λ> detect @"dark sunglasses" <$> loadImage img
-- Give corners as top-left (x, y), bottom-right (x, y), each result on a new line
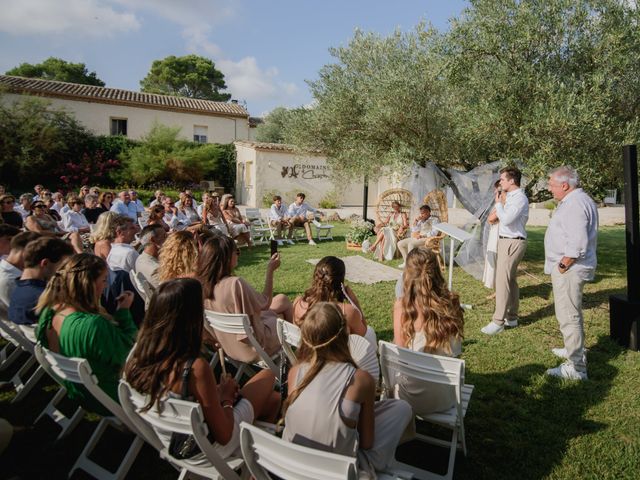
top-left (33, 204), bottom-right (45, 209)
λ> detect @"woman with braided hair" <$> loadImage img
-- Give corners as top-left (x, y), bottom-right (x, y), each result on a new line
top-left (293, 256), bottom-right (368, 338)
top-left (35, 253), bottom-right (137, 409)
top-left (283, 302), bottom-right (412, 477)
top-left (392, 246), bottom-right (464, 414)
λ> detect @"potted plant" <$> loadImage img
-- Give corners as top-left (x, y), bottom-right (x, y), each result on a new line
top-left (345, 218), bottom-right (374, 251)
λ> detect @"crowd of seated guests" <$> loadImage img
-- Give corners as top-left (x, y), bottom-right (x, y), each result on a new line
top-left (0, 182), bottom-right (467, 477)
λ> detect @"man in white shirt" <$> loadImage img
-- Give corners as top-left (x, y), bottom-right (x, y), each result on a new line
top-left (287, 193), bottom-right (319, 246)
top-left (482, 167), bottom-right (529, 335)
top-left (269, 195), bottom-right (293, 245)
top-left (14, 194), bottom-right (33, 221)
top-left (129, 190), bottom-right (146, 216)
top-left (110, 191), bottom-right (139, 221)
top-left (62, 199), bottom-right (90, 234)
top-left (544, 166), bottom-right (597, 380)
top-left (0, 232), bottom-right (41, 318)
top-left (397, 205), bottom-right (440, 268)
top-left (162, 196), bottom-right (183, 230)
top-left (197, 193), bottom-right (209, 218)
top-left (107, 216), bottom-right (139, 272)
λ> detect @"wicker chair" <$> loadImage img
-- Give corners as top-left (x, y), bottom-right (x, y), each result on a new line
top-left (423, 189), bottom-right (448, 271)
top-left (374, 188), bottom-right (413, 229)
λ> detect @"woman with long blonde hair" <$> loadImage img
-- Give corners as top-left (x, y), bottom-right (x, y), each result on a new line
top-left (91, 211), bottom-right (121, 259)
top-left (393, 247), bottom-right (464, 414)
top-left (283, 302), bottom-right (412, 477)
top-left (36, 253), bottom-right (137, 408)
top-left (157, 230), bottom-right (198, 282)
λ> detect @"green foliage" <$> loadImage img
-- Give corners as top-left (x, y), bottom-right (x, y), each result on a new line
top-left (345, 218), bottom-right (374, 244)
top-left (140, 54), bottom-right (231, 101)
top-left (285, 0), bottom-right (640, 195)
top-left (318, 189), bottom-right (341, 209)
top-left (255, 107), bottom-right (298, 143)
top-left (261, 189), bottom-right (280, 208)
top-left (0, 96), bottom-right (95, 189)
top-left (118, 123), bottom-right (235, 189)
top-left (6, 57), bottom-right (105, 86)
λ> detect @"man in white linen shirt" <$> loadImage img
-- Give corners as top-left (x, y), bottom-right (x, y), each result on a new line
top-left (62, 199), bottom-right (90, 233)
top-left (269, 195), bottom-right (293, 245)
top-left (110, 191), bottom-right (138, 221)
top-left (287, 193), bottom-right (319, 246)
top-left (397, 205), bottom-right (440, 268)
top-left (107, 216), bottom-right (139, 272)
top-left (129, 190), bottom-right (146, 216)
top-left (482, 166), bottom-right (529, 335)
top-left (544, 166), bottom-right (597, 381)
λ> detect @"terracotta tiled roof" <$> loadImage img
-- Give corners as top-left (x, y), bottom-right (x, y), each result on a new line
top-left (234, 140), bottom-right (323, 155)
top-left (0, 75), bottom-right (249, 119)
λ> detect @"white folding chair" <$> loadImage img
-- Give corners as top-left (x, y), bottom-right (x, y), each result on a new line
top-left (245, 208), bottom-right (270, 245)
top-left (34, 344), bottom-right (145, 480)
top-left (240, 422), bottom-right (358, 480)
top-left (129, 269), bottom-right (155, 307)
top-left (378, 340), bottom-right (474, 480)
top-left (204, 310), bottom-right (280, 380)
top-left (118, 380), bottom-right (247, 480)
top-left (312, 218), bottom-right (334, 241)
top-left (276, 319), bottom-right (379, 381)
top-left (0, 317), bottom-right (45, 403)
top-left (0, 316), bottom-right (23, 372)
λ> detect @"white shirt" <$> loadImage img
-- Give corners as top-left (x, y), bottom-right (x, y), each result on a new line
top-left (62, 210), bottom-right (90, 233)
top-left (269, 204), bottom-right (289, 221)
top-left (110, 200), bottom-right (138, 221)
top-left (0, 259), bottom-right (22, 316)
top-left (495, 188), bottom-right (529, 239)
top-left (132, 199), bottom-right (145, 214)
top-left (544, 188), bottom-right (598, 280)
top-left (14, 205), bottom-right (30, 220)
top-left (197, 203), bottom-right (205, 218)
top-left (411, 216), bottom-right (440, 238)
top-left (288, 202), bottom-right (317, 218)
top-left (50, 202), bottom-right (64, 214)
top-left (107, 242), bottom-right (139, 272)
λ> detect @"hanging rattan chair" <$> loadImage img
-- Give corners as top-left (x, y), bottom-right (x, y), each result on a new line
top-left (374, 188), bottom-right (413, 226)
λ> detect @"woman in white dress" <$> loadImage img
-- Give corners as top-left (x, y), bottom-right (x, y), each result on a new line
top-left (283, 302), bottom-right (412, 478)
top-left (393, 247), bottom-right (464, 415)
top-left (202, 194), bottom-right (230, 236)
top-left (220, 195), bottom-right (252, 247)
top-left (369, 201), bottom-right (408, 261)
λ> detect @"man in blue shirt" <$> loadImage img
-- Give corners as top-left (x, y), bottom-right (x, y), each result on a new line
top-left (9, 237), bottom-right (73, 326)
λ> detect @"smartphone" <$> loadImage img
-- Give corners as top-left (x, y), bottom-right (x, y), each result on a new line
top-left (270, 240), bottom-right (278, 256)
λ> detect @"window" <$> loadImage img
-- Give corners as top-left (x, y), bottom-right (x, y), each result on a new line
top-left (193, 125), bottom-right (208, 143)
top-left (110, 118), bottom-right (127, 136)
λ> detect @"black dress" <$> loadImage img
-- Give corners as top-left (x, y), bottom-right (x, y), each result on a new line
top-left (1, 210), bottom-right (23, 228)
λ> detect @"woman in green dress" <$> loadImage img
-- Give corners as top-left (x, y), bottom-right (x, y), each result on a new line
top-left (36, 253), bottom-right (137, 410)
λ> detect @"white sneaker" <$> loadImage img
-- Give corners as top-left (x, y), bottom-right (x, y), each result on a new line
top-left (308, 239), bottom-right (317, 246)
top-left (551, 347), bottom-right (568, 359)
top-left (504, 318), bottom-right (518, 327)
top-left (546, 362), bottom-right (587, 381)
top-left (398, 262), bottom-right (405, 269)
top-left (287, 239), bottom-right (295, 245)
top-left (481, 322), bottom-right (504, 335)
top-left (277, 240), bottom-right (284, 246)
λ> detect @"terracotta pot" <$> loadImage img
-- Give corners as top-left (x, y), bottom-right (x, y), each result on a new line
top-left (346, 241), bottom-right (362, 251)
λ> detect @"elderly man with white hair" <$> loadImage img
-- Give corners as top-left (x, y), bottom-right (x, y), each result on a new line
top-left (544, 165), bottom-right (598, 381)
top-left (110, 190), bottom-right (138, 221)
top-left (134, 224), bottom-right (166, 288)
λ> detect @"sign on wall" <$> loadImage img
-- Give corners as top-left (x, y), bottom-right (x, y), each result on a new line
top-left (280, 163), bottom-right (331, 180)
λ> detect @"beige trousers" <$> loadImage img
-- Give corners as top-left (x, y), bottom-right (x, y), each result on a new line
top-left (397, 237), bottom-right (425, 260)
top-left (493, 238), bottom-right (527, 324)
top-left (551, 267), bottom-right (587, 373)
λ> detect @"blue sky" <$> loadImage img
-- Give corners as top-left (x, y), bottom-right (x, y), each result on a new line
top-left (0, 0), bottom-right (467, 116)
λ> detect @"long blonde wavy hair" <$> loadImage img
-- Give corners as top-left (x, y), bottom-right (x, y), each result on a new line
top-left (158, 231), bottom-right (198, 282)
top-left (282, 302), bottom-right (355, 416)
top-left (90, 211), bottom-right (121, 243)
top-left (401, 247), bottom-right (464, 354)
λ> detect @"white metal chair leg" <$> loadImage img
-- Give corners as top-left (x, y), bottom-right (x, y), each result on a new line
top-left (0, 342), bottom-right (22, 371)
top-left (11, 361), bottom-right (45, 403)
top-left (69, 417), bottom-right (144, 480)
top-left (35, 387), bottom-right (85, 441)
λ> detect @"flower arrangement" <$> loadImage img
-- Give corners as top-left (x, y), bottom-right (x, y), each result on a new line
top-left (346, 218), bottom-right (374, 245)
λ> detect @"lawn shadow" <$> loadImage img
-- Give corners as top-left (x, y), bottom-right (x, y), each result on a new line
top-left (456, 334), bottom-right (622, 479)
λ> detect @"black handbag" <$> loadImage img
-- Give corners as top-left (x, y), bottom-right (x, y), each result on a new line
top-left (168, 358), bottom-right (201, 459)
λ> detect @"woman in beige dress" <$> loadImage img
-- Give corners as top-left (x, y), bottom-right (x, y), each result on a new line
top-left (369, 201), bottom-right (408, 261)
top-left (393, 247), bottom-right (464, 414)
top-left (197, 234), bottom-right (292, 364)
top-left (283, 302), bottom-right (412, 477)
top-left (220, 195), bottom-right (252, 247)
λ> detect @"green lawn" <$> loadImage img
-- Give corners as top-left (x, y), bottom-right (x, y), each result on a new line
top-left (1, 224), bottom-right (638, 479)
